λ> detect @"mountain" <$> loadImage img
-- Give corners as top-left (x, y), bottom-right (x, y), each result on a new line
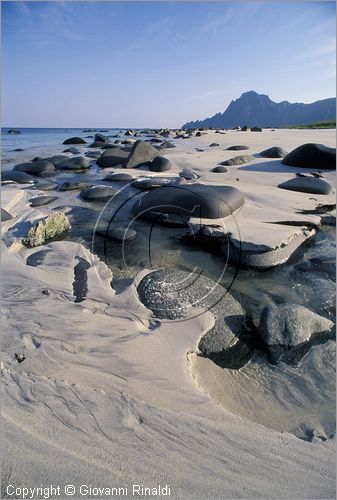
top-left (182, 91), bottom-right (336, 129)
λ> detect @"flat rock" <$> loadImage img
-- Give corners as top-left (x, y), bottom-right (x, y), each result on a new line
top-left (80, 185), bottom-right (118, 201)
top-left (226, 145), bottom-right (249, 150)
top-left (282, 143), bottom-right (336, 170)
top-left (22, 212), bottom-right (71, 248)
top-left (260, 146), bottom-right (288, 158)
top-left (158, 141), bottom-right (176, 150)
top-left (220, 155), bottom-right (255, 166)
top-left (149, 156), bottom-right (172, 172)
top-left (63, 137), bottom-right (87, 145)
top-left (85, 151), bottom-right (101, 159)
top-left (278, 177), bottom-right (332, 195)
top-left (13, 160), bottom-right (56, 176)
top-left (124, 140), bottom-right (159, 169)
top-left (102, 143), bottom-right (120, 149)
top-left (30, 195), bottom-right (59, 207)
top-left (1, 208), bottom-right (13, 221)
top-left (133, 183), bottom-right (245, 219)
top-left (137, 269), bottom-right (252, 369)
top-left (97, 148), bottom-right (129, 168)
top-left (44, 155), bottom-right (69, 167)
top-left (34, 180), bottom-right (58, 191)
top-left (258, 304), bottom-right (334, 363)
top-left (212, 166), bottom-right (228, 173)
top-left (95, 226), bottom-right (137, 241)
top-left (57, 157), bottom-right (90, 170)
top-left (209, 143), bottom-right (220, 147)
top-left (2, 170), bottom-right (35, 184)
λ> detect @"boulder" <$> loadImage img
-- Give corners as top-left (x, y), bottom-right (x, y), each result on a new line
top-left (220, 155), bottom-right (255, 166)
top-left (29, 195), bottom-right (59, 207)
top-left (13, 148), bottom-right (24, 152)
top-left (32, 156), bottom-right (44, 162)
top-left (282, 143), bottom-right (336, 170)
top-left (209, 143), bottom-right (220, 147)
top-left (44, 155), bottom-right (69, 167)
top-left (258, 304), bottom-right (334, 364)
top-left (7, 129), bottom-right (21, 134)
top-left (212, 166), bottom-right (228, 173)
top-left (80, 185), bottom-right (118, 201)
top-left (22, 212), bottom-right (71, 248)
top-left (1, 208), bottom-right (13, 221)
top-left (102, 143), bottom-right (120, 149)
top-left (260, 146), bottom-right (288, 158)
top-left (97, 148), bottom-right (129, 168)
top-left (251, 126), bottom-right (262, 132)
top-left (63, 147), bottom-right (81, 154)
top-left (124, 140), bottom-right (159, 169)
top-left (34, 180), bottom-right (58, 191)
top-left (137, 269), bottom-right (252, 369)
top-left (133, 183), bottom-right (245, 219)
top-left (103, 173), bottom-right (133, 182)
top-left (149, 156), bottom-right (172, 172)
top-left (94, 133), bottom-right (108, 143)
top-left (57, 157), bottom-right (90, 170)
top-left (226, 145), bottom-right (249, 151)
top-left (95, 226), bottom-right (137, 241)
top-left (63, 137), bottom-right (87, 145)
top-left (278, 177), bottom-right (332, 195)
top-left (179, 168), bottom-right (200, 180)
top-left (13, 160), bottom-right (55, 176)
top-left (158, 141), bottom-right (176, 150)
top-left (2, 170), bottom-right (35, 184)
top-left (85, 151), bottom-right (101, 159)
top-left (88, 141), bottom-right (105, 148)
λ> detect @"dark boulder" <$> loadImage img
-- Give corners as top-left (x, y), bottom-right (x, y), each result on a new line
top-left (102, 143), bottom-right (120, 149)
top-left (103, 173), bottom-right (133, 182)
top-left (149, 156), bottom-right (172, 172)
top-left (85, 151), bottom-right (101, 159)
top-left (278, 177), bottom-right (332, 195)
top-left (2, 170), bottom-right (35, 184)
top-left (1, 208), bottom-right (13, 221)
top-left (29, 196), bottom-right (59, 207)
top-left (124, 141), bottom-right (159, 169)
top-left (59, 182), bottom-right (92, 191)
top-left (88, 141), bottom-right (105, 148)
top-left (44, 155), bottom-right (68, 167)
top-left (158, 141), bottom-right (176, 150)
top-left (57, 157), bottom-right (90, 170)
top-left (94, 133), bottom-right (108, 143)
top-left (209, 143), bottom-right (220, 147)
top-left (32, 156), bottom-right (44, 162)
top-left (34, 180), bottom-right (58, 191)
top-left (7, 129), bottom-right (21, 134)
top-left (95, 226), bottom-right (137, 241)
top-left (97, 148), bottom-right (129, 168)
top-left (133, 183), bottom-right (245, 219)
top-left (80, 185), bottom-right (118, 201)
top-left (63, 137), bottom-right (87, 145)
top-left (179, 168), bottom-right (200, 180)
top-left (13, 148), bottom-right (24, 152)
top-left (226, 145), bottom-right (249, 151)
top-left (251, 126), bottom-right (262, 132)
top-left (212, 166), bottom-right (228, 173)
top-left (282, 143), bottom-right (336, 170)
top-left (14, 160), bottom-right (55, 176)
top-left (260, 146), bottom-right (288, 158)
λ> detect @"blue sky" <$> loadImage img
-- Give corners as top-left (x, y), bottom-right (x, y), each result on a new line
top-left (2, 1), bottom-right (336, 127)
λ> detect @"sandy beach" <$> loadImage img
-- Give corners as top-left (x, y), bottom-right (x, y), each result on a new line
top-left (1, 127), bottom-right (336, 498)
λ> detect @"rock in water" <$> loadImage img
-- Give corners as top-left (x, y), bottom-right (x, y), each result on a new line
top-left (59, 182), bottom-right (92, 191)
top-left (63, 147), bottom-right (81, 154)
top-left (80, 185), bottom-right (118, 201)
top-left (278, 177), bottom-right (332, 195)
top-left (96, 148), bottom-right (129, 167)
top-left (103, 173), bottom-right (133, 182)
top-left (124, 140), bottom-right (159, 169)
top-left (1, 208), bottom-right (13, 221)
top-left (85, 151), bottom-right (101, 159)
top-left (94, 133), bottom-right (108, 143)
top-left (137, 269), bottom-right (252, 369)
top-left (88, 141), bottom-right (105, 148)
top-left (220, 155), bottom-right (255, 166)
top-left (13, 160), bottom-right (56, 176)
top-left (150, 156), bottom-right (172, 172)
top-left (226, 145), bottom-right (249, 150)
top-left (63, 137), bottom-right (87, 145)
top-left (95, 226), bottom-right (137, 241)
top-left (259, 146), bottom-right (288, 158)
top-left (258, 303), bottom-right (334, 364)
top-left (2, 171), bottom-right (35, 184)
top-left (133, 183), bottom-right (245, 219)
top-left (57, 157), bottom-right (90, 170)
top-left (22, 212), bottom-right (71, 248)
top-left (179, 168), bottom-right (200, 180)
top-left (34, 180), bottom-right (58, 191)
top-left (282, 143), bottom-right (336, 170)
top-left (44, 155), bottom-right (68, 167)
top-left (29, 196), bottom-right (59, 207)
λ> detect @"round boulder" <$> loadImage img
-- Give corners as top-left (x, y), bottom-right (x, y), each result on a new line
top-left (95, 226), bottom-right (137, 241)
top-left (226, 145), bottom-right (249, 151)
top-left (13, 160), bottom-right (55, 176)
top-left (260, 146), bottom-right (288, 158)
top-left (63, 147), bottom-right (81, 154)
top-left (29, 196), bottom-right (59, 207)
top-left (80, 185), bottom-right (118, 201)
top-left (220, 155), bottom-right (255, 166)
top-left (57, 157), bottom-right (90, 170)
top-left (2, 170), bottom-right (35, 184)
top-left (63, 137), bottom-right (87, 145)
top-left (150, 156), bottom-right (172, 172)
top-left (278, 177), bottom-right (332, 195)
top-left (97, 148), bottom-right (129, 168)
top-left (282, 143), bottom-right (336, 170)
top-left (212, 166), bottom-right (228, 173)
top-left (179, 168), bottom-right (200, 180)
